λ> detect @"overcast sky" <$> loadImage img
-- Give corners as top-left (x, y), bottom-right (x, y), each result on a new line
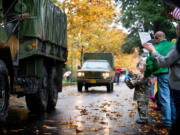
top-left (57, 0), bottom-right (64, 3)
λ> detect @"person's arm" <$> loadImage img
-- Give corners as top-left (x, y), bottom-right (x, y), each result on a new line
top-left (131, 75), bottom-right (148, 86)
top-left (125, 79), bottom-right (134, 89)
top-left (143, 43), bottom-right (180, 67)
top-left (152, 45), bottom-right (180, 67)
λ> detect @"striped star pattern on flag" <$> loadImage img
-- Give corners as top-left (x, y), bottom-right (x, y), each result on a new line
top-left (172, 7), bottom-right (180, 20)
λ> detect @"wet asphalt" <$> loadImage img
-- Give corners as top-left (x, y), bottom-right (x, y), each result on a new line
top-left (0, 83), bottom-right (145, 135)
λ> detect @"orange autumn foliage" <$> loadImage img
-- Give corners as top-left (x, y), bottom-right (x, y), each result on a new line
top-left (55, 0), bottom-right (139, 71)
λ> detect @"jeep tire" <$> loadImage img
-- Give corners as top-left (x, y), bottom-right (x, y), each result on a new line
top-left (107, 82), bottom-right (113, 93)
top-left (77, 82), bottom-right (82, 92)
top-left (85, 85), bottom-right (88, 91)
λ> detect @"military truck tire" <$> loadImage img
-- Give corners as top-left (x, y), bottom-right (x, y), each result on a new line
top-left (46, 68), bottom-right (58, 111)
top-left (0, 60), bottom-right (9, 121)
top-left (26, 67), bottom-right (48, 114)
top-left (85, 85), bottom-right (88, 91)
top-left (111, 83), bottom-right (114, 92)
top-left (77, 82), bottom-right (82, 92)
top-left (107, 83), bottom-right (112, 93)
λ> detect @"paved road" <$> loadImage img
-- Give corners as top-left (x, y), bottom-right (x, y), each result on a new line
top-left (0, 83), bottom-right (144, 135)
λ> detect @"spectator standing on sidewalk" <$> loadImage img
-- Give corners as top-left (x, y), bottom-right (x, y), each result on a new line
top-left (144, 31), bottom-right (176, 128)
top-left (114, 69), bottom-right (120, 85)
top-left (125, 59), bottom-right (150, 124)
top-left (143, 23), bottom-right (180, 134)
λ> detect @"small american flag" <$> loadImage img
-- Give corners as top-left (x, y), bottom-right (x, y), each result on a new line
top-left (172, 7), bottom-right (180, 20)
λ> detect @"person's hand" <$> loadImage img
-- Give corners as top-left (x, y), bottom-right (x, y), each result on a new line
top-left (139, 74), bottom-right (144, 79)
top-left (21, 13), bottom-right (30, 19)
top-left (142, 43), bottom-right (156, 53)
top-left (128, 70), bottom-right (134, 77)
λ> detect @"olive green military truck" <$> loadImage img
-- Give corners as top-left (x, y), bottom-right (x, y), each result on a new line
top-left (0, 0), bottom-right (67, 120)
top-left (77, 53), bottom-right (114, 93)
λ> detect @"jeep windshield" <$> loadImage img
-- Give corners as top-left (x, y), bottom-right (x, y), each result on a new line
top-left (82, 60), bottom-right (110, 69)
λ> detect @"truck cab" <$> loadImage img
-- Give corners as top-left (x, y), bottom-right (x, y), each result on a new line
top-left (77, 53), bottom-right (114, 92)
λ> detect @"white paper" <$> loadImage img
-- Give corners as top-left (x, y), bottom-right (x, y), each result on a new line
top-left (138, 32), bottom-right (151, 44)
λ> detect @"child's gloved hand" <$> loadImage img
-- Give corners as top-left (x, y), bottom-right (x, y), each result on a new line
top-left (125, 79), bottom-right (134, 89)
top-left (128, 71), bottom-right (134, 78)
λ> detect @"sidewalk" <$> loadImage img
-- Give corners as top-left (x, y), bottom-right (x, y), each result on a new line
top-left (138, 101), bottom-right (169, 135)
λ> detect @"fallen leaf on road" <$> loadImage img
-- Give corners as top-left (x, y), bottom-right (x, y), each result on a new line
top-left (116, 114), bottom-right (123, 117)
top-left (44, 120), bottom-right (59, 123)
top-left (119, 123), bottom-right (125, 127)
top-left (42, 125), bottom-right (57, 130)
top-left (111, 111), bottom-right (117, 113)
top-left (35, 130), bottom-right (39, 134)
top-left (131, 102), bottom-right (136, 106)
top-left (10, 129), bottom-right (24, 133)
top-left (80, 120), bottom-right (86, 123)
top-left (157, 128), bottom-right (168, 135)
top-left (99, 121), bottom-right (108, 125)
top-left (92, 126), bottom-right (105, 131)
top-left (144, 129), bottom-right (150, 133)
top-left (70, 124), bottom-right (78, 129)
top-left (96, 100), bottom-right (100, 103)
top-left (101, 108), bottom-right (109, 113)
top-left (102, 102), bottom-right (111, 107)
top-left (75, 106), bottom-right (81, 110)
top-left (129, 113), bottom-right (134, 118)
top-left (76, 127), bottom-right (83, 133)
top-left (43, 133), bottom-right (52, 135)
top-left (109, 116), bottom-right (117, 120)
top-left (80, 109), bottom-right (88, 115)
top-left (130, 122), bottom-right (136, 126)
top-left (58, 121), bottom-right (70, 125)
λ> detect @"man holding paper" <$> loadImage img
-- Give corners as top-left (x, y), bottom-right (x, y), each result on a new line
top-left (144, 31), bottom-right (176, 128)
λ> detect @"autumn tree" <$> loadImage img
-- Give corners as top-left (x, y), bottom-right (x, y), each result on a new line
top-left (55, 0), bottom-right (127, 69)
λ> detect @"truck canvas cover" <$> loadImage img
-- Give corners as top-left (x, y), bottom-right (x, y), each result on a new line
top-left (0, 0), bottom-right (67, 48)
top-left (22, 0), bottom-right (67, 48)
top-left (83, 53), bottom-right (114, 69)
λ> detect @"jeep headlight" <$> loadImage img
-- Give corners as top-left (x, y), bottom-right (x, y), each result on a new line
top-left (77, 72), bottom-right (85, 77)
top-left (102, 72), bottom-right (110, 78)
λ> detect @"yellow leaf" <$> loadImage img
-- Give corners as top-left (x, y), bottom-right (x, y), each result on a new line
top-left (119, 123), bottom-right (125, 127)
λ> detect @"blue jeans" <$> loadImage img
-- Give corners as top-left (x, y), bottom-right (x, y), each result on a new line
top-left (157, 74), bottom-right (176, 126)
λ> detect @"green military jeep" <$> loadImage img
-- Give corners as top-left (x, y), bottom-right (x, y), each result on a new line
top-left (77, 53), bottom-right (114, 92)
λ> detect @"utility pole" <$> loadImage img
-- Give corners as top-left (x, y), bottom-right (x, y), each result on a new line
top-left (80, 45), bottom-right (84, 67)
top-left (71, 43), bottom-right (73, 81)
